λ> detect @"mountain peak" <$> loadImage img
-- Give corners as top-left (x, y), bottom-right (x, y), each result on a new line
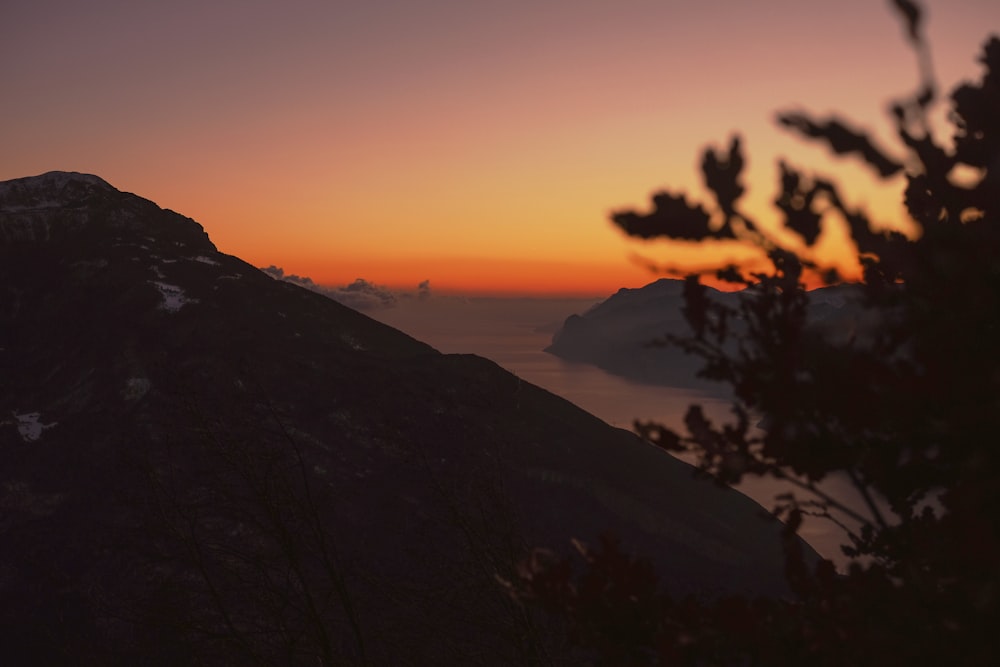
top-left (0, 171), bottom-right (114, 208)
top-left (0, 171), bottom-right (213, 251)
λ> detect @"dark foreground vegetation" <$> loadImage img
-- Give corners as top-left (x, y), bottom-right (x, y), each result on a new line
top-left (514, 2), bottom-right (1000, 664)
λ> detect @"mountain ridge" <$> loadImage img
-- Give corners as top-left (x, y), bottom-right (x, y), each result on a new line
top-left (1, 172), bottom-right (813, 665)
top-left (546, 276), bottom-right (865, 391)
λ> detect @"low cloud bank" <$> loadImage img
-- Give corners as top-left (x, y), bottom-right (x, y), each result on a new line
top-left (261, 265), bottom-right (429, 311)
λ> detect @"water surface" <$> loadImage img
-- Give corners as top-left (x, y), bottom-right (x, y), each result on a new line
top-left (374, 297), bottom-right (867, 565)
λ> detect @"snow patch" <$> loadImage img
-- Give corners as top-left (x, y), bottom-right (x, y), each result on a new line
top-left (124, 377), bottom-right (151, 401)
top-left (0, 199), bottom-right (63, 211)
top-left (11, 412), bottom-right (57, 443)
top-left (193, 255), bottom-right (219, 265)
top-left (150, 281), bottom-right (196, 312)
top-left (341, 334), bottom-right (366, 351)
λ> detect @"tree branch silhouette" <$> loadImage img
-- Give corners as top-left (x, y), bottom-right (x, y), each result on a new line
top-left (517, 2), bottom-right (1000, 663)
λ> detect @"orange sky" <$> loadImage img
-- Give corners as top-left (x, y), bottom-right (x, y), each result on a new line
top-left (2, 0), bottom-right (997, 295)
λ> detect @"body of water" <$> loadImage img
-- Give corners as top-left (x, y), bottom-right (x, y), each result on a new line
top-left (374, 297), bottom-right (867, 565)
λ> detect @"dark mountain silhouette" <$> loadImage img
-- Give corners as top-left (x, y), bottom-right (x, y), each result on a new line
top-left (0, 172), bottom-right (815, 665)
top-left (546, 278), bottom-right (865, 391)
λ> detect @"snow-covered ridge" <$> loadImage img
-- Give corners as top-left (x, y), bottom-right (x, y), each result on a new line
top-left (0, 171), bottom-right (217, 253)
top-left (0, 171), bottom-right (114, 211)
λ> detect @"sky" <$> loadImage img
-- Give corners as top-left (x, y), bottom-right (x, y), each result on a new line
top-left (3, 0), bottom-right (997, 295)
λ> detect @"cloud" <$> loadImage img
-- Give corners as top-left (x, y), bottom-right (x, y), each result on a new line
top-left (329, 278), bottom-right (397, 310)
top-left (261, 266), bottom-right (430, 312)
top-left (261, 265), bottom-right (316, 288)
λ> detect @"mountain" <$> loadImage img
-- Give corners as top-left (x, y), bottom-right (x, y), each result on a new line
top-left (546, 278), bottom-right (865, 391)
top-left (1, 173), bottom-right (812, 665)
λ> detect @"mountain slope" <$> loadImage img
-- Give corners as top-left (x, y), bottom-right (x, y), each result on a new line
top-left (1, 173), bottom-right (810, 665)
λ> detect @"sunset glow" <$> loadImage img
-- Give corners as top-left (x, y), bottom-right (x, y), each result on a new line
top-left (3, 0), bottom-right (996, 295)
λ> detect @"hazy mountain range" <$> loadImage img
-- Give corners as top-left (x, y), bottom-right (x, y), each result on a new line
top-left (1, 172), bottom-right (814, 665)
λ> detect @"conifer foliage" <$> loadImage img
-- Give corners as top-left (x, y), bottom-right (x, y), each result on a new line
top-left (517, 2), bottom-right (1000, 663)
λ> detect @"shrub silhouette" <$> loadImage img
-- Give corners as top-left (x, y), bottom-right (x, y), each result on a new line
top-left (517, 2), bottom-right (1000, 664)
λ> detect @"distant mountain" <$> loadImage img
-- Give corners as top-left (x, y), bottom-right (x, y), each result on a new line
top-left (546, 278), bottom-right (865, 391)
top-left (1, 173), bottom-right (813, 665)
